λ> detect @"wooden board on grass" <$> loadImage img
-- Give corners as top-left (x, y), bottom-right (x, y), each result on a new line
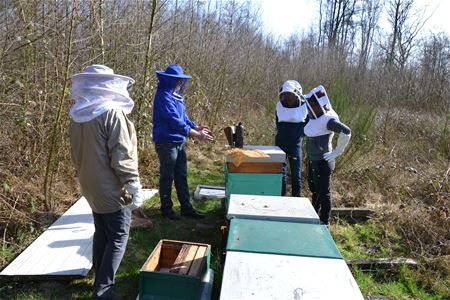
top-left (0, 189), bottom-right (157, 279)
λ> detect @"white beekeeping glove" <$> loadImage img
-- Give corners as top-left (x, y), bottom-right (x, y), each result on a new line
top-left (124, 181), bottom-right (144, 210)
top-left (323, 133), bottom-right (351, 162)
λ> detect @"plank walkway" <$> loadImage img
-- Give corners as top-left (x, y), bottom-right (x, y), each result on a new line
top-left (1, 189), bottom-right (157, 279)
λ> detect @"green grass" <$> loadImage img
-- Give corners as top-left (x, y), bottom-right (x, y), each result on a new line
top-left (331, 221), bottom-right (449, 299)
top-left (1, 160), bottom-right (448, 299)
top-left (0, 160), bottom-right (226, 300)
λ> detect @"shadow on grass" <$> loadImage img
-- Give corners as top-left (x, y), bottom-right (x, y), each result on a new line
top-left (116, 197), bottom-right (226, 300)
top-left (0, 279), bottom-right (93, 300)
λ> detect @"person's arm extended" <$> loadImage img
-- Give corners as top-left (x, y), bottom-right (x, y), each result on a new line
top-left (158, 93), bottom-right (192, 136)
top-left (188, 127), bottom-right (214, 142)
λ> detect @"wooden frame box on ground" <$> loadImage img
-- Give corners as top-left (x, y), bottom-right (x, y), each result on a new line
top-left (139, 239), bottom-right (211, 300)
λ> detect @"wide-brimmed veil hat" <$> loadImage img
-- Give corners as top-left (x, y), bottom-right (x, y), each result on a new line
top-left (70, 64), bottom-right (135, 123)
top-left (72, 64), bottom-right (135, 82)
top-left (156, 64), bottom-right (192, 79)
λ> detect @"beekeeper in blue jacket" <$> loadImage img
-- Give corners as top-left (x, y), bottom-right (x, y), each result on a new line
top-left (152, 64), bottom-right (213, 220)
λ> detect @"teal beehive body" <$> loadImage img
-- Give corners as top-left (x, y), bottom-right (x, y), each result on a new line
top-left (139, 240), bottom-right (211, 300)
top-left (224, 146), bottom-right (285, 208)
top-left (225, 171), bottom-right (282, 197)
top-left (139, 272), bottom-right (202, 300)
top-left (226, 218), bottom-right (342, 259)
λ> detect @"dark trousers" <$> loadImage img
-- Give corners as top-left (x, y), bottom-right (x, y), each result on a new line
top-left (155, 142), bottom-right (193, 215)
top-left (307, 159), bottom-right (335, 224)
top-left (92, 207), bottom-right (131, 299)
top-left (278, 144), bottom-right (302, 197)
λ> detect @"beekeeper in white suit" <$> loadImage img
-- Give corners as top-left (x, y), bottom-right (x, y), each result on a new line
top-left (304, 85), bottom-right (351, 225)
top-left (69, 64), bottom-right (143, 299)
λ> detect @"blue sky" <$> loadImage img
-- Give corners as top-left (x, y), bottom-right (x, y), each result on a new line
top-left (253, 0), bottom-right (450, 40)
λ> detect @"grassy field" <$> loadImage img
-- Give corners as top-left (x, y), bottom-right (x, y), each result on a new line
top-left (1, 151), bottom-right (448, 300)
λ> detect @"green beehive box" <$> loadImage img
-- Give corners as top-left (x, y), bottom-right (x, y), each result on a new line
top-left (139, 239), bottom-right (211, 300)
top-left (224, 164), bottom-right (282, 208)
top-left (226, 219), bottom-right (342, 259)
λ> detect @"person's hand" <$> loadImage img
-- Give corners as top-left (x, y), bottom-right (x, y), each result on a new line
top-left (323, 133), bottom-right (351, 162)
top-left (196, 125), bottom-right (213, 136)
top-left (124, 181), bottom-right (145, 210)
top-left (198, 128), bottom-right (214, 142)
top-left (129, 189), bottom-right (145, 210)
top-left (323, 151), bottom-right (337, 162)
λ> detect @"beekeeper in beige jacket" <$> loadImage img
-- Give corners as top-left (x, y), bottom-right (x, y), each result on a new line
top-left (69, 64), bottom-right (142, 300)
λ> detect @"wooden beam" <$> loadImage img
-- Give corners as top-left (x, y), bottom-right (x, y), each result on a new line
top-left (188, 246), bottom-right (207, 278)
top-left (143, 242), bottom-right (161, 272)
top-left (331, 208), bottom-right (374, 223)
top-left (346, 258), bottom-right (418, 271)
top-left (170, 245), bottom-right (198, 274)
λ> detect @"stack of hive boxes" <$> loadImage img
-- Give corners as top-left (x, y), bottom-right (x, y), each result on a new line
top-left (224, 145), bottom-right (285, 209)
top-left (221, 175), bottom-right (364, 298)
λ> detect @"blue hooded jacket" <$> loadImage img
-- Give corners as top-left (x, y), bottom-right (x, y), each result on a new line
top-left (152, 73), bottom-right (196, 143)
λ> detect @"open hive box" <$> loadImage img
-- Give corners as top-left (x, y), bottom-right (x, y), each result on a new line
top-left (224, 146), bottom-right (285, 173)
top-left (139, 239), bottom-right (211, 300)
top-left (223, 146), bottom-right (285, 209)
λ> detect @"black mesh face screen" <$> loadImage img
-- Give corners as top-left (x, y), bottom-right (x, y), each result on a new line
top-left (306, 95), bottom-right (324, 119)
top-left (315, 90), bottom-right (326, 98)
top-left (280, 92), bottom-right (300, 108)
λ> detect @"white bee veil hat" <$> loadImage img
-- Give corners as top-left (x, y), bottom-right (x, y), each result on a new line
top-left (70, 64), bottom-right (135, 123)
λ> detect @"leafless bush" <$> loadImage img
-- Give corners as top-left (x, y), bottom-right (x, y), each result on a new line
top-left (0, 0), bottom-right (449, 277)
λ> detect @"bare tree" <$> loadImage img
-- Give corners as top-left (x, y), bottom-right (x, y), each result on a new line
top-left (357, 0), bottom-right (381, 72)
top-left (383, 0), bottom-right (427, 70)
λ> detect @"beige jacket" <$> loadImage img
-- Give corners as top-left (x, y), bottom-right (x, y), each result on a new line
top-left (69, 109), bottom-right (139, 214)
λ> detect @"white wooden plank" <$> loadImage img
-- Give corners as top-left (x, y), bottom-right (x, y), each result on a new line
top-left (224, 145), bottom-right (286, 163)
top-left (227, 194), bottom-right (320, 224)
top-left (141, 189), bottom-right (159, 201)
top-left (194, 185), bottom-right (226, 200)
top-left (1, 189), bottom-right (158, 277)
top-left (1, 197), bottom-right (94, 276)
top-left (220, 251), bottom-right (364, 300)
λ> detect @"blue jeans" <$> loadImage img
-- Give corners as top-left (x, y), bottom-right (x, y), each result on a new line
top-left (277, 144), bottom-right (302, 197)
top-left (307, 159), bottom-right (335, 224)
top-left (155, 142), bottom-right (193, 214)
top-left (92, 207), bottom-right (131, 299)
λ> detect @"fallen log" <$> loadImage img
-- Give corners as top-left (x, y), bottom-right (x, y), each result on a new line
top-left (346, 257), bottom-right (418, 271)
top-left (331, 207), bottom-right (374, 223)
